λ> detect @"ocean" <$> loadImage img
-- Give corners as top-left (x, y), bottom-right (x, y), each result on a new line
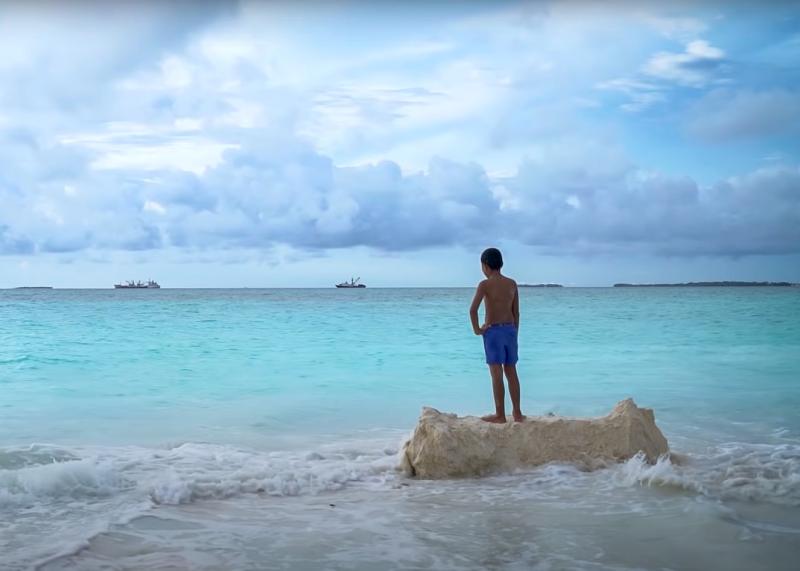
top-left (1, 287), bottom-right (799, 570)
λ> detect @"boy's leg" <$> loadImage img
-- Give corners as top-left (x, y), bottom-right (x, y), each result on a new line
top-left (481, 364), bottom-right (506, 423)
top-left (503, 364), bottom-right (525, 422)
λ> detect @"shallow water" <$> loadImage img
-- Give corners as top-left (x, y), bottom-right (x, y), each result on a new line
top-left (2, 287), bottom-right (799, 569)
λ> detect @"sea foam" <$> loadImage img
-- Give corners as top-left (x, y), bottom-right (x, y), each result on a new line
top-left (0, 440), bottom-right (402, 508)
top-left (616, 443), bottom-right (800, 506)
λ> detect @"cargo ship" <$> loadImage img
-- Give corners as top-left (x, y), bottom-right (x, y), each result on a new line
top-left (335, 277), bottom-right (366, 288)
top-left (114, 280), bottom-right (160, 289)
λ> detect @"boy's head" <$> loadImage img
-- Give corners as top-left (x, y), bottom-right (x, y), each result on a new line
top-left (480, 247), bottom-right (503, 275)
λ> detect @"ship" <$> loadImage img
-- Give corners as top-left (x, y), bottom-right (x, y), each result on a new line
top-left (335, 277), bottom-right (366, 288)
top-left (114, 279), bottom-right (161, 289)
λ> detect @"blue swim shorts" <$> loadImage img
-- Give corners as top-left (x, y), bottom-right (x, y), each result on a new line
top-left (482, 323), bottom-right (518, 365)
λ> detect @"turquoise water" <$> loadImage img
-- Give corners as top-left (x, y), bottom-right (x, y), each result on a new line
top-left (2, 287), bottom-right (800, 569)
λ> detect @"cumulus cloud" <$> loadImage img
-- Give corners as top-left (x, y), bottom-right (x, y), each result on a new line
top-left (2, 126), bottom-right (798, 257)
top-left (144, 141), bottom-right (498, 251)
top-left (504, 160), bottom-right (800, 256)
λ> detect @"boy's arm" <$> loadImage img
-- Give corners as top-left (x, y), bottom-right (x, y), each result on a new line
top-left (469, 282), bottom-right (485, 335)
top-left (512, 283), bottom-right (520, 330)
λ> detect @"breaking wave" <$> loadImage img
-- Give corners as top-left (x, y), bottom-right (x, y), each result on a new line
top-left (616, 443), bottom-right (800, 506)
top-left (0, 441), bottom-right (402, 509)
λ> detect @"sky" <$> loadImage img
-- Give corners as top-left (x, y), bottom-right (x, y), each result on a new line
top-left (1, 0), bottom-right (799, 287)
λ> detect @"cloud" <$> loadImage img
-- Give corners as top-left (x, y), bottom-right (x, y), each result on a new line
top-left (143, 200), bottom-right (167, 215)
top-left (643, 40), bottom-right (727, 87)
top-left (171, 142), bottom-right (498, 251)
top-left (0, 225), bottom-right (34, 255)
top-left (0, 2), bottom-right (798, 263)
top-left (0, 1), bottom-right (233, 104)
top-left (685, 89), bottom-right (800, 141)
top-left (595, 78), bottom-right (667, 112)
top-left (503, 159), bottom-right (800, 256)
top-left (2, 124), bottom-right (798, 258)
top-left (599, 38), bottom-right (728, 111)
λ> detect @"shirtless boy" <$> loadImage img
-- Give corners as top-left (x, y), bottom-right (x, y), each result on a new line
top-left (469, 247), bottom-right (525, 423)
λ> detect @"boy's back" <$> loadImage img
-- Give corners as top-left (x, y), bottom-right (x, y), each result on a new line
top-left (480, 274), bottom-right (518, 327)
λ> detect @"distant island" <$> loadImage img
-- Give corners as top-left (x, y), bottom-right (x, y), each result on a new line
top-left (519, 283), bottom-right (563, 288)
top-left (12, 286), bottom-right (53, 289)
top-left (613, 281), bottom-right (796, 287)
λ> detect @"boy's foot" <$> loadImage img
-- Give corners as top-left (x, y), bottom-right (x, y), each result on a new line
top-left (481, 414), bottom-right (506, 423)
top-left (512, 412), bottom-right (526, 422)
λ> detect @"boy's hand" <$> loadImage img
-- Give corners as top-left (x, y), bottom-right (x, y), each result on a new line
top-left (475, 323), bottom-right (488, 335)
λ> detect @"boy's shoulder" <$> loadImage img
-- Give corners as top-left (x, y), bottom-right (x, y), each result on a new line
top-left (479, 276), bottom-right (517, 289)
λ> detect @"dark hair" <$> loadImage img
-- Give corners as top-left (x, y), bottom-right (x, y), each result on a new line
top-left (480, 247), bottom-right (503, 270)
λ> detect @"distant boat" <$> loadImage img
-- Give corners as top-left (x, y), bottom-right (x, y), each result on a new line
top-left (114, 279), bottom-right (161, 289)
top-left (335, 277), bottom-right (366, 288)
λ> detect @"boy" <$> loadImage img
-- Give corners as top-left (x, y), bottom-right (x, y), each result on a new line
top-left (469, 247), bottom-right (525, 423)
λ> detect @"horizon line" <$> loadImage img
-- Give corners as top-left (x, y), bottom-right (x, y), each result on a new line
top-left (4, 283), bottom-right (799, 290)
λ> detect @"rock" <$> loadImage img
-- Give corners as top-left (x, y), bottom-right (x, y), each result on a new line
top-left (400, 398), bottom-right (669, 479)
